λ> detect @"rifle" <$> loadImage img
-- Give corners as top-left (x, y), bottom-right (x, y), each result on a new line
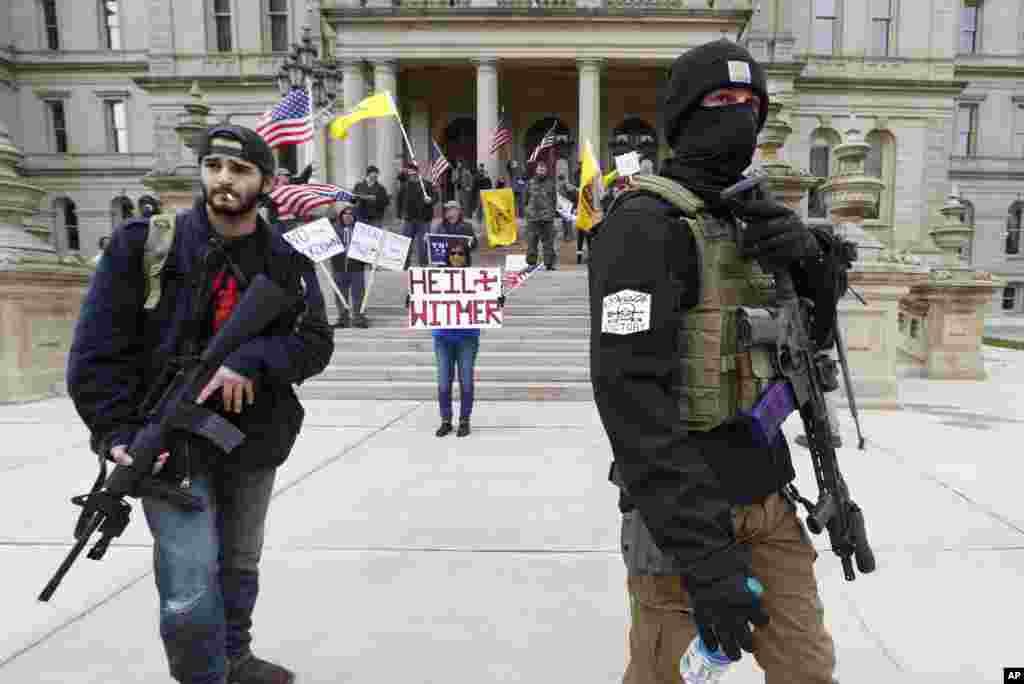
top-left (723, 178), bottom-right (875, 581)
top-left (39, 274), bottom-right (293, 602)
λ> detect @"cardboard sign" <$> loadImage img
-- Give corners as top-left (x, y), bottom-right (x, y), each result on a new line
top-left (505, 254), bottom-right (528, 271)
top-left (377, 232), bottom-right (412, 272)
top-left (346, 222), bottom-right (384, 265)
top-left (615, 151), bottom-right (641, 178)
top-left (408, 267), bottom-right (503, 330)
top-left (427, 233), bottom-right (473, 266)
top-left (282, 218), bottom-right (345, 262)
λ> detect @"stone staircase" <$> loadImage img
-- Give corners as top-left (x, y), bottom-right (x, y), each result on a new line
top-left (298, 265), bottom-right (594, 401)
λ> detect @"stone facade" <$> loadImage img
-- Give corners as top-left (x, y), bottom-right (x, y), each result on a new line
top-left (0, 0), bottom-right (1020, 281)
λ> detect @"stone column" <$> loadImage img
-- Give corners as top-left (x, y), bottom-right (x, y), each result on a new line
top-left (0, 119), bottom-right (91, 402)
top-left (341, 60), bottom-right (368, 189)
top-left (142, 81), bottom-right (209, 211)
top-left (474, 58), bottom-right (499, 182)
top-left (821, 116), bottom-right (927, 408)
top-left (577, 58), bottom-right (603, 167)
top-left (372, 59), bottom-right (400, 207)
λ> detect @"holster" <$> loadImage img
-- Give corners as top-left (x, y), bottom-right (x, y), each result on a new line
top-left (621, 510), bottom-right (688, 576)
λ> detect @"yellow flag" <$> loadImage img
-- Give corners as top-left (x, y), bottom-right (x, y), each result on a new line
top-left (576, 140), bottom-right (601, 233)
top-left (328, 92), bottom-right (397, 140)
top-left (602, 169), bottom-right (619, 187)
top-left (480, 188), bottom-right (518, 248)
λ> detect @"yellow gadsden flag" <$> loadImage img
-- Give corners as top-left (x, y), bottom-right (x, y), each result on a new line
top-left (328, 92), bottom-right (397, 140)
top-left (480, 188), bottom-right (518, 248)
top-left (576, 139), bottom-right (601, 233)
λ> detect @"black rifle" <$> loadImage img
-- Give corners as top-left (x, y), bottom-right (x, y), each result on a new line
top-left (723, 178), bottom-right (875, 581)
top-left (40, 274), bottom-right (293, 602)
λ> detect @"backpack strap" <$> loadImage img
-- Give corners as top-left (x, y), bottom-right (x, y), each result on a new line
top-left (142, 212), bottom-right (178, 311)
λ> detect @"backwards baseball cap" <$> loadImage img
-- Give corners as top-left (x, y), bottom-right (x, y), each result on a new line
top-left (196, 124), bottom-right (276, 178)
top-left (660, 39), bottom-right (769, 147)
top-left (443, 200), bottom-right (462, 211)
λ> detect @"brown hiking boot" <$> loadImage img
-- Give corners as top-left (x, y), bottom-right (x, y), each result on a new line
top-left (227, 653), bottom-right (295, 684)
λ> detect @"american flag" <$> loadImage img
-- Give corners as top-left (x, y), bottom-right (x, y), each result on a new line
top-left (489, 109), bottom-right (512, 156)
top-left (255, 89), bottom-right (314, 148)
top-left (501, 264), bottom-right (541, 294)
top-left (429, 138), bottom-right (451, 187)
top-left (270, 183), bottom-right (355, 221)
top-left (528, 121), bottom-right (558, 164)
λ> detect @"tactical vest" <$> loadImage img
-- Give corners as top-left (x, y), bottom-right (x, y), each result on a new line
top-left (610, 175), bottom-right (777, 432)
top-left (142, 212), bottom-right (179, 311)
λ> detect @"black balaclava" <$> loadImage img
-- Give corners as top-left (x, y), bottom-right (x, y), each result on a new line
top-left (659, 39), bottom-right (769, 210)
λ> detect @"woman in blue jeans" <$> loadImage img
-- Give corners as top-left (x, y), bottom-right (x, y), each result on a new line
top-left (414, 239), bottom-right (503, 437)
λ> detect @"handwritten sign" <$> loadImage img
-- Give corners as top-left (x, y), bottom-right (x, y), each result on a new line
top-left (505, 254), bottom-right (527, 271)
top-left (556, 195), bottom-right (577, 223)
top-left (408, 267), bottom-right (503, 330)
top-left (282, 218), bottom-right (344, 262)
top-left (346, 222), bottom-right (384, 265)
top-left (427, 233), bottom-right (473, 266)
top-left (377, 232), bottom-right (412, 272)
top-left (614, 151), bottom-right (641, 178)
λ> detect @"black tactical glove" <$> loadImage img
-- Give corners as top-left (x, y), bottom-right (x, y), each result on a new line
top-left (688, 573), bottom-right (769, 661)
top-left (729, 199), bottom-right (821, 273)
top-left (497, 295), bottom-right (506, 308)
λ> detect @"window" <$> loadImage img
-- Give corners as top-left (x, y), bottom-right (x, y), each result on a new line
top-left (41, 0), bottom-right (59, 50)
top-left (959, 199), bottom-right (975, 262)
top-left (909, 318), bottom-right (919, 339)
top-left (808, 136), bottom-right (835, 219)
top-left (864, 130), bottom-right (894, 222)
top-left (871, 0), bottom-right (894, 57)
top-left (1007, 202), bottom-right (1023, 255)
top-left (1002, 286), bottom-right (1017, 311)
top-left (61, 199), bottom-right (79, 251)
top-left (48, 101), bottom-right (68, 153)
top-left (960, 0), bottom-right (980, 54)
top-left (813, 0), bottom-right (839, 55)
top-left (104, 101), bottom-right (128, 153)
top-left (957, 103), bottom-right (979, 156)
top-left (267, 0), bottom-right (289, 52)
top-left (212, 0), bottom-right (232, 52)
top-left (1015, 104), bottom-right (1024, 158)
top-left (101, 1), bottom-right (122, 49)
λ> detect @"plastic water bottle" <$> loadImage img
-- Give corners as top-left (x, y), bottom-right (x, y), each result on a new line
top-left (680, 577), bottom-right (764, 684)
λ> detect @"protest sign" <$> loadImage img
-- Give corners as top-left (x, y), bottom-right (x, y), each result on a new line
top-left (377, 232), bottom-right (412, 272)
top-left (505, 254), bottom-right (527, 271)
top-left (408, 267), bottom-right (503, 330)
top-left (281, 218), bottom-right (344, 262)
top-left (427, 233), bottom-right (473, 266)
top-left (556, 195), bottom-right (577, 223)
top-left (615, 151), bottom-right (641, 177)
top-left (346, 222), bottom-right (384, 265)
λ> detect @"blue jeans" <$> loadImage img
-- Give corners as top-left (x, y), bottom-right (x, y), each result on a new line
top-left (434, 335), bottom-right (480, 420)
top-left (402, 221), bottom-right (431, 267)
top-left (333, 267), bottom-right (366, 314)
top-left (142, 467), bottom-right (276, 684)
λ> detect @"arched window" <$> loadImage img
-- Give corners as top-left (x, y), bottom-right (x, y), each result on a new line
top-left (864, 130), bottom-right (895, 223)
top-left (111, 195), bottom-right (134, 230)
top-left (1006, 201), bottom-right (1023, 255)
top-left (808, 128), bottom-right (840, 219)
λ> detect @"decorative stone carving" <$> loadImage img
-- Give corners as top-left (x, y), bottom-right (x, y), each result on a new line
top-left (142, 82), bottom-right (209, 211)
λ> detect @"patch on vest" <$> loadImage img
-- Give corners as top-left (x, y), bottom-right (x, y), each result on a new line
top-left (602, 289), bottom-right (652, 335)
top-left (727, 60), bottom-right (752, 85)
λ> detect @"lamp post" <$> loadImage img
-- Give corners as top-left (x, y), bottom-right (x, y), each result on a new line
top-left (275, 24), bottom-right (341, 178)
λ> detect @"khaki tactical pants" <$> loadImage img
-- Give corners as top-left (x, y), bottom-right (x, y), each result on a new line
top-left (624, 493), bottom-right (837, 684)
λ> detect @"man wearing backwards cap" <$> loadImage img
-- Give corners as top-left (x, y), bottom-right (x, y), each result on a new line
top-left (589, 40), bottom-right (838, 682)
top-left (68, 124), bottom-right (334, 684)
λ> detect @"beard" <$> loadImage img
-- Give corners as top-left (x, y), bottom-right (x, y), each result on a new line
top-left (205, 185), bottom-right (262, 218)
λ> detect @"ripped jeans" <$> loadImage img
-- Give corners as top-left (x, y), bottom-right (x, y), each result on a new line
top-left (142, 467), bottom-right (276, 684)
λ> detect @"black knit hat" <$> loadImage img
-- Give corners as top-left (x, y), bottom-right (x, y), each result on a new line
top-left (195, 124), bottom-right (276, 178)
top-left (660, 39), bottom-right (769, 147)
top-left (366, 165), bottom-right (380, 175)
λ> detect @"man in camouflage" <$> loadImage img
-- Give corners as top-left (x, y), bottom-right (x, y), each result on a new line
top-left (524, 160), bottom-right (558, 270)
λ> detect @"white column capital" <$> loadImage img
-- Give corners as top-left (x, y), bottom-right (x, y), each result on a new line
top-left (471, 57), bottom-right (499, 72)
top-left (371, 58), bottom-right (399, 72)
top-left (576, 57), bottom-right (606, 73)
top-left (340, 59), bottom-right (366, 73)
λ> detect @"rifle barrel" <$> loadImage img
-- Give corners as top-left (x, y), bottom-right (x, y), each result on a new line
top-left (38, 513), bottom-right (104, 602)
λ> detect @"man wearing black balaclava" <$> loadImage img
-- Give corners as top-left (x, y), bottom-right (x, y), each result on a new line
top-left (589, 40), bottom-right (838, 683)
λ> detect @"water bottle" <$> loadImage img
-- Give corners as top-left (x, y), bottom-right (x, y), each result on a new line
top-left (680, 577), bottom-right (764, 684)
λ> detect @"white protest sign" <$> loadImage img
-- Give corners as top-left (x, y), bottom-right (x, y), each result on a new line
top-left (615, 151), bottom-right (641, 177)
top-left (408, 267), bottom-right (503, 330)
top-left (282, 218), bottom-right (344, 263)
top-left (346, 222), bottom-right (384, 265)
top-left (377, 232), bottom-right (413, 272)
top-left (505, 254), bottom-right (528, 271)
top-left (556, 195), bottom-right (577, 223)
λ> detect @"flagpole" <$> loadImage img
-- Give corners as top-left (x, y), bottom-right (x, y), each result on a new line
top-left (317, 261), bottom-right (350, 312)
top-left (385, 90), bottom-right (430, 202)
top-left (305, 80), bottom-right (318, 182)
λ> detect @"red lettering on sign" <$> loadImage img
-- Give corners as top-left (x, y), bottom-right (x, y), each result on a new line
top-left (409, 301), bottom-right (429, 327)
top-left (444, 270), bottom-right (459, 295)
top-left (456, 300), bottom-right (473, 325)
top-left (484, 299), bottom-right (502, 325)
top-left (428, 270), bottom-right (446, 295)
top-left (408, 270), bottom-right (428, 297)
top-left (429, 301), bottom-right (442, 326)
top-left (473, 269), bottom-right (499, 293)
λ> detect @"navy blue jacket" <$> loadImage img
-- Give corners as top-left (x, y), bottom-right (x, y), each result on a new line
top-left (67, 199), bottom-right (334, 473)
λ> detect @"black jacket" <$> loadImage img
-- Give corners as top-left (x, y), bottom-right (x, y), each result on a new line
top-left (588, 181), bottom-right (795, 585)
top-left (433, 217), bottom-right (478, 266)
top-left (353, 180), bottom-right (390, 224)
top-left (396, 177), bottom-right (438, 223)
top-left (67, 199), bottom-right (334, 476)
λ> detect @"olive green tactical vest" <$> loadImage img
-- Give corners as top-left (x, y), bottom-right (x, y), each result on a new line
top-left (618, 175), bottom-right (777, 432)
top-left (142, 213), bottom-right (177, 311)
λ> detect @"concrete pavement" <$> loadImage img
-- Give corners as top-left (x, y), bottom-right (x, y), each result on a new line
top-left (3, 347), bottom-right (1024, 682)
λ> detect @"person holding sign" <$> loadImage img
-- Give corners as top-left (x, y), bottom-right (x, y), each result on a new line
top-left (432, 200), bottom-right (479, 265)
top-left (330, 202), bottom-right (370, 328)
